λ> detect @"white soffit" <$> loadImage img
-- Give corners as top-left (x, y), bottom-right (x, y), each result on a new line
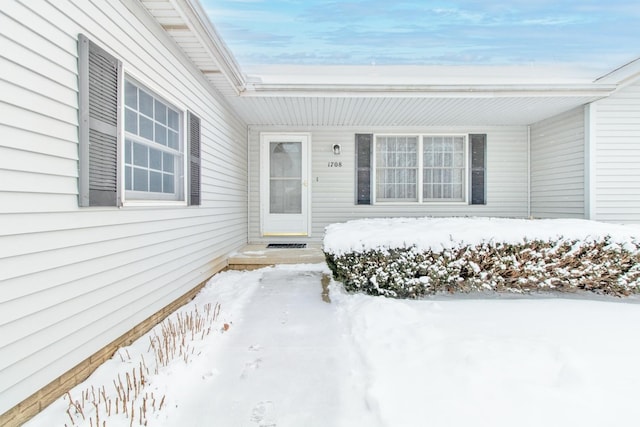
top-left (138, 0), bottom-right (244, 96)
top-left (226, 95), bottom-right (603, 127)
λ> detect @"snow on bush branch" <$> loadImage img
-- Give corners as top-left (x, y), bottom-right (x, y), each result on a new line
top-left (323, 218), bottom-right (640, 298)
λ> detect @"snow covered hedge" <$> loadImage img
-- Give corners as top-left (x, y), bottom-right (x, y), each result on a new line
top-left (323, 218), bottom-right (640, 298)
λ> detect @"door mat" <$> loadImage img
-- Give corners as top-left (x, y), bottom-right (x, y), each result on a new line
top-left (266, 243), bottom-right (307, 249)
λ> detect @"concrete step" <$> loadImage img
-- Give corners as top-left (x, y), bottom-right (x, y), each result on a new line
top-left (227, 244), bottom-right (326, 270)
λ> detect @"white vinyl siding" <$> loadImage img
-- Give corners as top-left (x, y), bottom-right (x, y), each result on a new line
top-left (592, 80), bottom-right (640, 223)
top-left (248, 125), bottom-right (528, 243)
top-left (0, 0), bottom-right (247, 415)
top-left (530, 106), bottom-right (585, 218)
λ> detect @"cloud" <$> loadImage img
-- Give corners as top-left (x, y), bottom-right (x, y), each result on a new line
top-left (201, 0), bottom-right (640, 71)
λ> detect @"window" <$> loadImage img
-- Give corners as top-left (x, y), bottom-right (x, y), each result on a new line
top-left (423, 136), bottom-right (465, 201)
top-left (123, 80), bottom-right (183, 200)
top-left (77, 34), bottom-right (201, 207)
top-left (356, 133), bottom-right (485, 205)
top-left (375, 136), bottom-right (418, 201)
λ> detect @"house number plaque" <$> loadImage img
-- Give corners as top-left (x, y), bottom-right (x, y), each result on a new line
top-left (327, 161), bottom-right (343, 167)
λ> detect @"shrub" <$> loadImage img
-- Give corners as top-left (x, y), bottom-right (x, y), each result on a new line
top-left (325, 237), bottom-right (640, 298)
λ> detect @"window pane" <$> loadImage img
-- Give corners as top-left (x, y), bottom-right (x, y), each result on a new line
top-left (270, 142), bottom-right (301, 178)
top-left (133, 168), bottom-right (148, 191)
top-left (150, 171), bottom-right (162, 192)
top-left (453, 169), bottom-right (463, 184)
top-left (133, 143), bottom-right (148, 167)
top-left (454, 153), bottom-right (464, 167)
top-left (139, 90), bottom-right (153, 117)
top-left (167, 130), bottom-right (179, 150)
top-left (139, 116), bottom-right (153, 140)
top-left (155, 123), bottom-right (167, 145)
top-left (125, 139), bottom-right (132, 164)
top-left (452, 184), bottom-right (462, 199)
top-left (163, 152), bottom-right (174, 173)
top-left (444, 153), bottom-right (453, 167)
top-left (168, 109), bottom-right (179, 131)
top-left (125, 108), bottom-right (137, 134)
top-left (163, 173), bottom-right (174, 193)
top-left (270, 179), bottom-right (301, 213)
top-left (155, 100), bottom-right (167, 124)
top-left (125, 166), bottom-right (132, 190)
top-left (454, 137), bottom-right (464, 152)
top-left (149, 148), bottom-right (162, 170)
top-left (125, 82), bottom-right (137, 109)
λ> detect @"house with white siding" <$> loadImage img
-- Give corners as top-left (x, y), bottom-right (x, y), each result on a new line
top-left (1, 0), bottom-right (640, 424)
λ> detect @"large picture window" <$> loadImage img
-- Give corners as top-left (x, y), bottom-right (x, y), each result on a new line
top-left (373, 134), bottom-right (468, 203)
top-left (123, 80), bottom-right (184, 201)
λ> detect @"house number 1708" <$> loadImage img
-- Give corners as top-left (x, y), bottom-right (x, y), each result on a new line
top-left (328, 161), bottom-right (343, 167)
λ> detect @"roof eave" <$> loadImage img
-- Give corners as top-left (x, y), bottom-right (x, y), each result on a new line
top-left (241, 83), bottom-right (616, 98)
top-left (173, 0), bottom-right (247, 93)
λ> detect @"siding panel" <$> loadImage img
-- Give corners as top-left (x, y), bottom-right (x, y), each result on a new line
top-left (0, 0), bottom-right (248, 415)
top-left (530, 106), bottom-right (585, 218)
top-left (593, 81), bottom-right (640, 223)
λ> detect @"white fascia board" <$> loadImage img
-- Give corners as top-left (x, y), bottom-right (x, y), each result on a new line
top-left (595, 56), bottom-right (640, 89)
top-left (171, 0), bottom-right (247, 93)
top-left (240, 83), bottom-right (616, 99)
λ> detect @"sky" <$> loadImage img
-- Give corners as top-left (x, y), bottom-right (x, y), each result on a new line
top-left (201, 0), bottom-right (640, 73)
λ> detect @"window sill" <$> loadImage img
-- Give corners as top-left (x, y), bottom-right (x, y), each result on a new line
top-left (122, 200), bottom-right (189, 208)
top-left (372, 201), bottom-right (469, 206)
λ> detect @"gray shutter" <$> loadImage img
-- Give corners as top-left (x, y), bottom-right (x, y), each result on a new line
top-left (77, 34), bottom-right (122, 207)
top-left (355, 134), bottom-right (372, 205)
top-left (188, 112), bottom-right (201, 206)
top-left (470, 134), bottom-right (487, 205)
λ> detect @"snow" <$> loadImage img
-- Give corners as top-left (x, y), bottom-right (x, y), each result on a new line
top-left (26, 262), bottom-right (640, 427)
top-left (323, 217), bottom-right (640, 256)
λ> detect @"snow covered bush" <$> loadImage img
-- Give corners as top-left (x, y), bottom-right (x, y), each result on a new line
top-left (323, 218), bottom-right (640, 298)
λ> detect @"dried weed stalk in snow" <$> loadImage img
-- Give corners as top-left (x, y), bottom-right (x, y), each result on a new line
top-left (60, 303), bottom-right (219, 427)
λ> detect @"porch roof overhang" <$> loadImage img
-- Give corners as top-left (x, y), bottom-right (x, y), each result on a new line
top-left (225, 85), bottom-right (612, 127)
top-left (138, 0), bottom-right (625, 128)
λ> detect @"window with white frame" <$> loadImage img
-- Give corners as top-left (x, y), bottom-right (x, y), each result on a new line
top-left (423, 136), bottom-right (465, 201)
top-left (124, 79), bottom-right (184, 200)
top-left (373, 134), bottom-right (467, 203)
top-left (375, 135), bottom-right (419, 201)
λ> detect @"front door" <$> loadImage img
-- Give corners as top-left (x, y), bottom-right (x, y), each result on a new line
top-left (261, 133), bottom-right (310, 236)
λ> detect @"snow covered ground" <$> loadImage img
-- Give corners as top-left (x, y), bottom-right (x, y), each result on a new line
top-left (26, 263), bottom-right (640, 427)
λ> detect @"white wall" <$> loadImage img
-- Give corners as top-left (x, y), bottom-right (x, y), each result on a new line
top-left (592, 80), bottom-right (640, 223)
top-left (0, 0), bottom-right (247, 414)
top-left (248, 125), bottom-right (529, 243)
top-left (529, 106), bottom-right (586, 218)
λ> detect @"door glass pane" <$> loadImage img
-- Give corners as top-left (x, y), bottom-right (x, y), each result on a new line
top-left (270, 142), bottom-right (301, 178)
top-left (270, 180), bottom-right (302, 214)
top-left (269, 141), bottom-right (302, 214)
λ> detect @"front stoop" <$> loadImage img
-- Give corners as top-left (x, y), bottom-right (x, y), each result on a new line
top-left (227, 244), bottom-right (326, 270)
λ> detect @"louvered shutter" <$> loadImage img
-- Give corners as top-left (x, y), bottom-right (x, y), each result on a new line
top-left (188, 112), bottom-right (201, 206)
top-left (77, 34), bottom-right (122, 207)
top-left (355, 134), bottom-right (372, 205)
top-left (470, 134), bottom-right (487, 205)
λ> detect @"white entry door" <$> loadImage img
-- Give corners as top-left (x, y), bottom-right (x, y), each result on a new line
top-left (260, 133), bottom-right (311, 236)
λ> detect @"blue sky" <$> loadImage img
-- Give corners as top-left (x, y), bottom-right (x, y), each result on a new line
top-left (202, 0), bottom-right (640, 72)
